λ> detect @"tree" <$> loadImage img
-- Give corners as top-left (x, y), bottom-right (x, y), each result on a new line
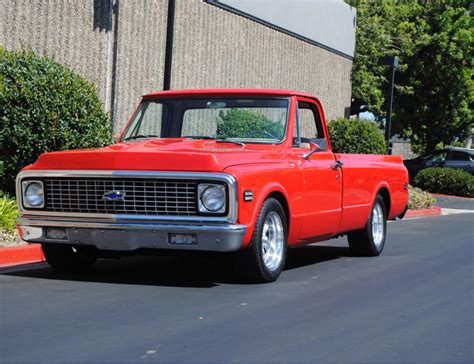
top-left (393, 2), bottom-right (473, 152)
top-left (216, 109), bottom-right (285, 140)
top-left (347, 1), bottom-right (473, 153)
top-left (347, 1), bottom-right (423, 115)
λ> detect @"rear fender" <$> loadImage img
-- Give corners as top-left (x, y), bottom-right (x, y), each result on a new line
top-left (371, 182), bottom-right (391, 217)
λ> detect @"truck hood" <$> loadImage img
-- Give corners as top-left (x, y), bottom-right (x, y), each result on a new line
top-left (28, 139), bottom-right (289, 172)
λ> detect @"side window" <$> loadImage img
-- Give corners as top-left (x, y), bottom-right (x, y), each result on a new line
top-left (426, 151), bottom-right (447, 162)
top-left (448, 151), bottom-right (470, 161)
top-left (295, 101), bottom-right (327, 150)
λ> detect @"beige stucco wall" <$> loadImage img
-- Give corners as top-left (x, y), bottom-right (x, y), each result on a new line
top-left (112, 0), bottom-right (168, 131)
top-left (1, 0), bottom-right (352, 133)
top-left (0, 0), bottom-right (168, 134)
top-left (172, 0), bottom-right (352, 122)
top-left (0, 0), bottom-right (111, 102)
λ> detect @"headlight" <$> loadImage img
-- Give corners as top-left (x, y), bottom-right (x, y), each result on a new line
top-left (22, 181), bottom-right (44, 208)
top-left (198, 184), bottom-right (226, 213)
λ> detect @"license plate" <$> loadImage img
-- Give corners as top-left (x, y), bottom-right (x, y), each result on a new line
top-left (168, 233), bottom-right (197, 245)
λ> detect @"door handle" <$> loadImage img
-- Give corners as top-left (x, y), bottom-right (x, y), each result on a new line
top-left (330, 160), bottom-right (343, 170)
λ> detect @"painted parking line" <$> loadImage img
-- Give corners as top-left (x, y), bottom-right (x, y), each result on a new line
top-left (441, 208), bottom-right (474, 215)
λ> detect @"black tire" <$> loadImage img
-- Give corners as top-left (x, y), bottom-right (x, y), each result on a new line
top-left (234, 198), bottom-right (288, 283)
top-left (348, 194), bottom-right (387, 256)
top-left (42, 244), bottom-right (97, 272)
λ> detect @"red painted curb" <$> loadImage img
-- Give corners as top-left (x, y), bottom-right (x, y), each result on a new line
top-left (0, 244), bottom-right (45, 267)
top-left (405, 207), bottom-right (442, 219)
top-left (431, 193), bottom-right (474, 200)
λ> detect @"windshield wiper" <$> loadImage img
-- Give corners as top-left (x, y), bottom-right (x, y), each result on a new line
top-left (215, 138), bottom-right (245, 146)
top-left (124, 134), bottom-right (159, 141)
top-left (184, 136), bottom-right (245, 146)
top-left (184, 136), bottom-right (215, 140)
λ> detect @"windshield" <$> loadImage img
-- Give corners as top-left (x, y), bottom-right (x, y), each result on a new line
top-left (121, 97), bottom-right (289, 144)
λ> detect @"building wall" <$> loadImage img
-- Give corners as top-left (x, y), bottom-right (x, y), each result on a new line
top-left (1, 0), bottom-right (353, 133)
top-left (0, 0), bottom-right (168, 134)
top-left (172, 0), bottom-right (352, 122)
top-left (112, 0), bottom-right (168, 131)
top-left (392, 141), bottom-right (417, 160)
top-left (0, 0), bottom-right (111, 102)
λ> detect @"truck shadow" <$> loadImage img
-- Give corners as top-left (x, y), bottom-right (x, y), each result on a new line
top-left (1, 245), bottom-right (351, 288)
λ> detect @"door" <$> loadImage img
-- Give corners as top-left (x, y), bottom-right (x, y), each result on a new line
top-left (445, 150), bottom-right (472, 173)
top-left (293, 98), bottom-right (343, 240)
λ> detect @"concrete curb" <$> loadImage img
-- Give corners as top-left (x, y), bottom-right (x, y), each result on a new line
top-left (0, 244), bottom-right (45, 268)
top-left (405, 207), bottom-right (442, 219)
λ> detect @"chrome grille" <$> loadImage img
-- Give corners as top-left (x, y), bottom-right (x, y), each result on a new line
top-left (43, 178), bottom-right (198, 215)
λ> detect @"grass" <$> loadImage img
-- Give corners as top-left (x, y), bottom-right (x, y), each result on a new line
top-left (0, 192), bottom-right (19, 244)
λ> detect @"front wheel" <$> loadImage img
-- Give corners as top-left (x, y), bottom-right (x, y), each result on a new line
top-left (234, 198), bottom-right (288, 283)
top-left (348, 194), bottom-right (387, 256)
top-left (42, 244), bottom-right (97, 272)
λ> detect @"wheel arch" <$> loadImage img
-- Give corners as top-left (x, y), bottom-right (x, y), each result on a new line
top-left (265, 190), bottom-right (290, 231)
top-left (376, 186), bottom-right (391, 217)
top-left (245, 183), bottom-right (292, 244)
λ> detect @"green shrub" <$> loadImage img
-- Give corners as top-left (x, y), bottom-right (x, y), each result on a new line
top-left (327, 118), bottom-right (387, 154)
top-left (408, 185), bottom-right (436, 210)
top-left (0, 194), bottom-right (18, 233)
top-left (414, 167), bottom-right (474, 197)
top-left (216, 109), bottom-right (285, 140)
top-left (0, 48), bottom-right (112, 195)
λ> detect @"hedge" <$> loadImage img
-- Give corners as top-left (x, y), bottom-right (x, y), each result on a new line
top-left (327, 118), bottom-right (387, 154)
top-left (0, 48), bottom-right (112, 195)
top-left (413, 167), bottom-right (474, 197)
top-left (217, 109), bottom-right (285, 140)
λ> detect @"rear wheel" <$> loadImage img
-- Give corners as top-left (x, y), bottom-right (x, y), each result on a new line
top-left (42, 244), bottom-right (97, 272)
top-left (348, 194), bottom-right (387, 256)
top-left (235, 198), bottom-right (287, 283)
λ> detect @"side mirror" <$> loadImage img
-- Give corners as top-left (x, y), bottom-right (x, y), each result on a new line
top-left (302, 142), bottom-right (320, 160)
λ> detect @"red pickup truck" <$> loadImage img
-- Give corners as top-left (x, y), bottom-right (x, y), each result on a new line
top-left (16, 89), bottom-right (409, 282)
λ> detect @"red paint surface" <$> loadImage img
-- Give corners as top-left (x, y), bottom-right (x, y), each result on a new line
top-left (22, 89), bottom-right (410, 248)
top-left (0, 244), bottom-right (44, 267)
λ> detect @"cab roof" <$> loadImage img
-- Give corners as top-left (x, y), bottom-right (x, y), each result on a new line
top-left (143, 88), bottom-right (317, 99)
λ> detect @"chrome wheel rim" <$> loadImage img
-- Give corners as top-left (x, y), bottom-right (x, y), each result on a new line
top-left (372, 203), bottom-right (385, 248)
top-left (261, 211), bottom-right (284, 272)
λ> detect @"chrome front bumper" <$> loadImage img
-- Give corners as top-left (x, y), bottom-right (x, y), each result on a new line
top-left (17, 217), bottom-right (246, 252)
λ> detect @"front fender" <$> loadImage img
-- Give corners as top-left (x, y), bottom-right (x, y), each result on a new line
top-left (225, 163), bottom-right (305, 247)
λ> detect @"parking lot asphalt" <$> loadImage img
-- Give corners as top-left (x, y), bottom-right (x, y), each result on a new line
top-left (1, 213), bottom-right (472, 363)
top-left (434, 194), bottom-right (474, 210)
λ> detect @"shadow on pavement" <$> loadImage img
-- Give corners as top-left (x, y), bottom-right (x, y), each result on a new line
top-left (1, 244), bottom-right (350, 288)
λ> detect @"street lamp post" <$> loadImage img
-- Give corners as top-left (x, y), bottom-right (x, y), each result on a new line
top-left (379, 56), bottom-right (399, 155)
